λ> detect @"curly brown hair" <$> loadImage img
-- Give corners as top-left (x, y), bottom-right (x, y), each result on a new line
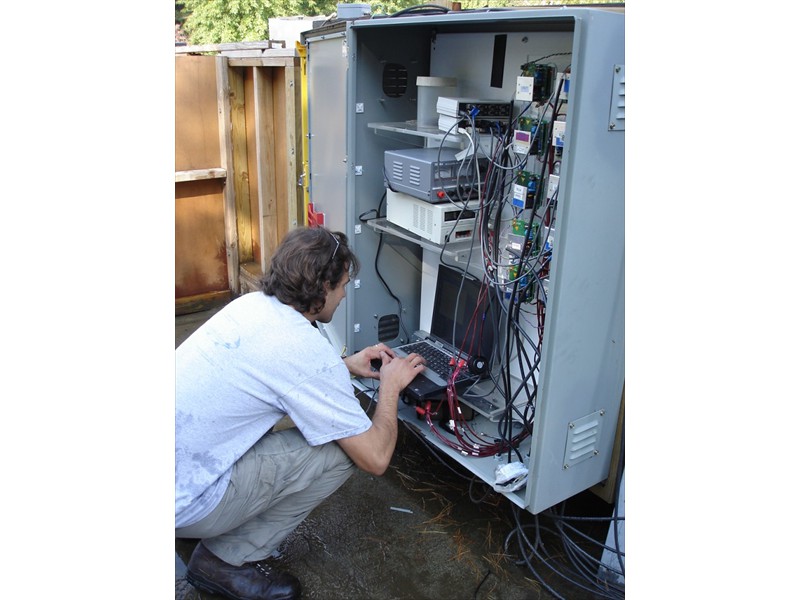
top-left (260, 227), bottom-right (360, 316)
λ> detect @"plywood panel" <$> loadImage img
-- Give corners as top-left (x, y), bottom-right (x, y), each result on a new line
top-left (175, 180), bottom-right (229, 298)
top-left (175, 56), bottom-right (220, 172)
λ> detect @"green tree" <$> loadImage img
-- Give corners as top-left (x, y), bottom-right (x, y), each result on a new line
top-left (180, 0), bottom-right (448, 44)
top-left (182, 0), bottom-right (272, 44)
top-left (179, 0), bottom-right (621, 45)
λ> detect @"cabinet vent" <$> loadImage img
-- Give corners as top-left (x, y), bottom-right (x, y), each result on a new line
top-left (608, 64), bottom-right (625, 131)
top-left (563, 409), bottom-right (605, 469)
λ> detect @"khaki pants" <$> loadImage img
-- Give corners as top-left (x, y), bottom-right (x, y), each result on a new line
top-left (175, 427), bottom-right (355, 566)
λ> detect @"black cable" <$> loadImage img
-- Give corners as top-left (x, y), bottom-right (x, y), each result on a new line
top-left (485, 78), bottom-right (564, 457)
top-left (505, 508), bottom-right (565, 600)
top-left (554, 519), bottom-right (623, 574)
top-left (510, 519), bottom-right (619, 600)
top-left (375, 230), bottom-right (411, 342)
top-left (363, 189), bottom-right (412, 342)
top-left (389, 4), bottom-right (450, 17)
top-left (355, 383), bottom-right (379, 416)
top-left (467, 477), bottom-right (495, 504)
top-left (400, 421), bottom-right (475, 483)
top-left (473, 570), bottom-right (492, 600)
top-left (547, 504), bottom-right (623, 596)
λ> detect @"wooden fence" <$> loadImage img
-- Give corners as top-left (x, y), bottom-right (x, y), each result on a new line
top-left (175, 42), bottom-right (303, 314)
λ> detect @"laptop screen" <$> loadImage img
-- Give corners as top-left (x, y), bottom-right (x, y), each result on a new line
top-left (429, 265), bottom-right (494, 361)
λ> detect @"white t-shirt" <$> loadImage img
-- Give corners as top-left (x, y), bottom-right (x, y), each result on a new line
top-left (175, 292), bottom-right (371, 528)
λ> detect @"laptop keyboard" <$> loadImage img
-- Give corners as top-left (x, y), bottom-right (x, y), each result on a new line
top-left (402, 341), bottom-right (466, 381)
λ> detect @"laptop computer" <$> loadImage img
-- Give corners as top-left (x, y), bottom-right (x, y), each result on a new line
top-left (393, 264), bottom-right (494, 401)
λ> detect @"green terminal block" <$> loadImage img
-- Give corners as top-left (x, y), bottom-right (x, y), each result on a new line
top-left (536, 120), bottom-right (549, 156)
top-left (519, 116), bottom-right (537, 132)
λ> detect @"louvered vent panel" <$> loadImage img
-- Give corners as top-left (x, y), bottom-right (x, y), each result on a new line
top-left (409, 165), bottom-right (421, 187)
top-left (562, 410), bottom-right (605, 469)
top-left (391, 160), bottom-right (404, 183)
top-left (412, 204), bottom-right (433, 234)
top-left (378, 314), bottom-right (400, 342)
top-left (608, 64), bottom-right (625, 131)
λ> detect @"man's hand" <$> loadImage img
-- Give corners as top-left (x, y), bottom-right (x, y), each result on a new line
top-left (343, 343), bottom-right (397, 379)
top-left (376, 350), bottom-right (426, 396)
top-left (337, 348), bottom-right (427, 476)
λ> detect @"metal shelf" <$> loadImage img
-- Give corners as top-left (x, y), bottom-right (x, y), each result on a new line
top-left (365, 218), bottom-right (479, 264)
top-left (354, 378), bottom-right (529, 509)
top-left (367, 121), bottom-right (461, 147)
top-left (397, 403), bottom-right (529, 509)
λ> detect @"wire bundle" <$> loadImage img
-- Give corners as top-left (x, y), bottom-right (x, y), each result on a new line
top-left (504, 504), bottom-right (625, 600)
top-left (504, 422), bottom-right (625, 599)
top-left (412, 56), bottom-right (570, 462)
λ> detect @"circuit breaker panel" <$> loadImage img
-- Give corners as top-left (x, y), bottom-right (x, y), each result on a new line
top-left (303, 8), bottom-right (624, 515)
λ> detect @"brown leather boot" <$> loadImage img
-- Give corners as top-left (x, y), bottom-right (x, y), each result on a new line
top-left (186, 542), bottom-right (301, 600)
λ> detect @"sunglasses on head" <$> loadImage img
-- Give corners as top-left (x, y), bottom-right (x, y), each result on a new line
top-left (328, 231), bottom-right (340, 262)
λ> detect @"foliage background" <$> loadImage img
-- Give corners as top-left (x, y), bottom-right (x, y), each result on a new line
top-left (175, 0), bottom-right (621, 45)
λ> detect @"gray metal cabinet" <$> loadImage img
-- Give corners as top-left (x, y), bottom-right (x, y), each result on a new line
top-left (304, 8), bottom-right (624, 515)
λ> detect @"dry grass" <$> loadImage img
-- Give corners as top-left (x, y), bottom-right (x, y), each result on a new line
top-left (387, 427), bottom-right (553, 597)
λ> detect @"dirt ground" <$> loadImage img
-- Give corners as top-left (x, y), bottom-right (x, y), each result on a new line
top-left (175, 309), bottom-right (621, 600)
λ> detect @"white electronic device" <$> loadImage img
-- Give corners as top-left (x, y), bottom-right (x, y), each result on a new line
top-left (386, 189), bottom-right (479, 245)
top-left (552, 120), bottom-right (566, 148)
top-left (512, 129), bottom-right (532, 154)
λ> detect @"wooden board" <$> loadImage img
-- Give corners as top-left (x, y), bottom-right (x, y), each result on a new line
top-left (255, 67), bottom-right (279, 273)
top-left (175, 56), bottom-right (220, 171)
top-left (176, 290), bottom-right (232, 316)
top-left (230, 67), bottom-right (254, 265)
top-left (244, 69), bottom-right (262, 269)
top-left (175, 180), bottom-right (229, 298)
